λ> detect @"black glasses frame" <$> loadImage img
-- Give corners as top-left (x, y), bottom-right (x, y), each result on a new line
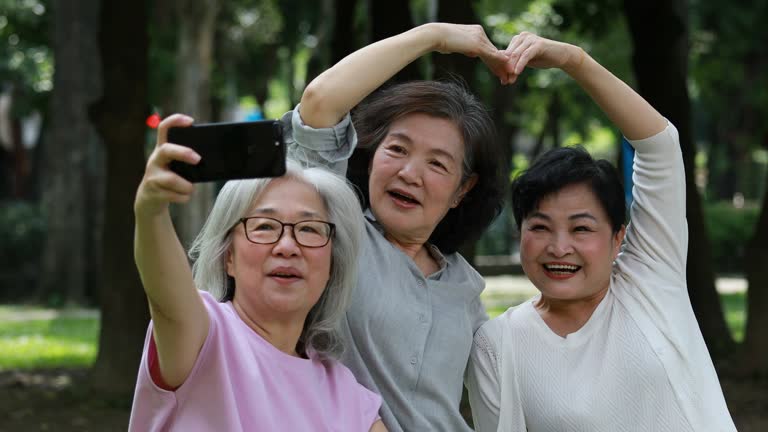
top-left (238, 216), bottom-right (336, 248)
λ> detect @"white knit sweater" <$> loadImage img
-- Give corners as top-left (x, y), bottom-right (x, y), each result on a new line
top-left (467, 124), bottom-right (736, 432)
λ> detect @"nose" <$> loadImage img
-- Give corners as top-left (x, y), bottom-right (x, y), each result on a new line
top-left (397, 160), bottom-right (423, 186)
top-left (271, 226), bottom-right (301, 256)
top-left (545, 232), bottom-right (574, 257)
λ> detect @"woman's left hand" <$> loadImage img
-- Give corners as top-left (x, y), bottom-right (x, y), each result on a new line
top-left (430, 23), bottom-right (510, 82)
top-left (502, 32), bottom-right (584, 84)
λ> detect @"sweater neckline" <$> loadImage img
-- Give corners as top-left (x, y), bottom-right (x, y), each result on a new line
top-left (522, 287), bottom-right (614, 348)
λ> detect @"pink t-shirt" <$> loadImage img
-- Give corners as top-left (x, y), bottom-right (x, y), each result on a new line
top-left (129, 291), bottom-right (382, 432)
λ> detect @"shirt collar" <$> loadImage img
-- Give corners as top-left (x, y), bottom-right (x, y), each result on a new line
top-left (363, 209), bottom-right (449, 270)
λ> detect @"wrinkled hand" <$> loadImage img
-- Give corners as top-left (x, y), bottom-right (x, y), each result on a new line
top-left (431, 23), bottom-right (510, 83)
top-left (502, 32), bottom-right (583, 84)
top-left (134, 114), bottom-right (199, 218)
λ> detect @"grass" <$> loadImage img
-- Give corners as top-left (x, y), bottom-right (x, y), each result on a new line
top-left (0, 316), bottom-right (99, 370)
top-left (721, 292), bottom-right (746, 342)
top-left (0, 291), bottom-right (748, 370)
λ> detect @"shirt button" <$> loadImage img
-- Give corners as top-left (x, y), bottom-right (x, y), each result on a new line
top-left (417, 280), bottom-right (424, 287)
top-left (418, 313), bottom-right (427, 323)
top-left (410, 356), bottom-right (418, 365)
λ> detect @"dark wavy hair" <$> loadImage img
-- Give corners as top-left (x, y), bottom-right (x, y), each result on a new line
top-left (350, 80), bottom-right (507, 254)
top-left (510, 146), bottom-right (626, 234)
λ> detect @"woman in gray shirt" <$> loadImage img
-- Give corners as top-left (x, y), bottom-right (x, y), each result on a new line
top-left (283, 23), bottom-right (510, 431)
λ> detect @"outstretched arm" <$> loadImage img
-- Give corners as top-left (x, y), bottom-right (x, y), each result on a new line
top-left (503, 33), bottom-right (667, 140)
top-left (300, 23), bottom-right (509, 128)
top-left (134, 114), bottom-right (210, 388)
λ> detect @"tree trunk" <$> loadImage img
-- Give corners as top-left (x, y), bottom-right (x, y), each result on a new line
top-left (433, 0), bottom-right (479, 83)
top-left (38, 0), bottom-right (101, 305)
top-left (88, 0), bottom-right (151, 397)
top-left (331, 0), bottom-right (359, 64)
top-left (171, 0), bottom-right (220, 249)
top-left (306, 0), bottom-right (335, 85)
top-left (369, 0), bottom-right (420, 82)
top-left (624, 0), bottom-right (734, 356)
top-left (742, 139), bottom-right (768, 375)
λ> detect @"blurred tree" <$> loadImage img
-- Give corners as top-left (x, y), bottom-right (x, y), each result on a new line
top-left (330, 0), bottom-right (360, 66)
top-left (88, 0), bottom-right (150, 396)
top-left (369, 0), bottom-right (420, 82)
top-left (0, 0), bottom-right (51, 201)
top-left (37, 0), bottom-right (100, 305)
top-left (695, 0), bottom-right (768, 376)
top-left (434, 0), bottom-right (479, 83)
top-left (214, 0), bottom-right (283, 115)
top-left (624, 0), bottom-right (734, 355)
top-left (691, 0), bottom-right (768, 203)
top-left (171, 0), bottom-right (221, 249)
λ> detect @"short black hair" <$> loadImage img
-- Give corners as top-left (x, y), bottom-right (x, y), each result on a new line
top-left (511, 146), bottom-right (625, 233)
top-left (351, 80), bottom-right (507, 254)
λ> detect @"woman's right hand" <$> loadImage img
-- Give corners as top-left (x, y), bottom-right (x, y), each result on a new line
top-left (134, 114), bottom-right (200, 218)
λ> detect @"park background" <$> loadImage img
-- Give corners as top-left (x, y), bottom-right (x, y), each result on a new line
top-left (0, 0), bottom-right (766, 430)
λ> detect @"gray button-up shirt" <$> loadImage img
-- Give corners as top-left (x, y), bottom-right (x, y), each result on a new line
top-left (283, 107), bottom-right (488, 432)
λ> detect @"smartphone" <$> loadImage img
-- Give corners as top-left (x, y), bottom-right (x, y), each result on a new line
top-left (168, 120), bottom-right (286, 182)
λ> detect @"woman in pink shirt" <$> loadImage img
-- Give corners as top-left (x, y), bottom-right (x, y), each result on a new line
top-left (129, 114), bottom-right (386, 431)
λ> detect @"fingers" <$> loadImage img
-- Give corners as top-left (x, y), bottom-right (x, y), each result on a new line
top-left (156, 114), bottom-right (195, 148)
top-left (150, 142), bottom-right (201, 168)
top-left (143, 169), bottom-right (195, 199)
top-left (505, 33), bottom-right (537, 76)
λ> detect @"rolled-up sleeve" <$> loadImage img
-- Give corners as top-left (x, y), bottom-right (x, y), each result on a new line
top-left (281, 104), bottom-right (358, 176)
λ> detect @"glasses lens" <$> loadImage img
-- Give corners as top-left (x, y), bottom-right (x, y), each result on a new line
top-left (244, 218), bottom-right (282, 244)
top-left (294, 221), bottom-right (331, 247)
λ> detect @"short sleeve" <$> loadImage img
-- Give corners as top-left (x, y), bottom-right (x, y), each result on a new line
top-left (281, 105), bottom-right (358, 175)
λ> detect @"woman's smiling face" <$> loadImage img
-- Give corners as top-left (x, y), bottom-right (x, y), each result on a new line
top-left (520, 182), bottom-right (625, 302)
top-left (367, 113), bottom-right (476, 244)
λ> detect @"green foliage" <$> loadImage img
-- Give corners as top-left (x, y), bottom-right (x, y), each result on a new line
top-left (0, 315), bottom-right (98, 370)
top-left (704, 201), bottom-right (759, 274)
top-left (0, 201), bottom-right (45, 301)
top-left (720, 292), bottom-right (746, 342)
top-left (479, 0), bottom-right (631, 162)
top-left (0, 0), bottom-right (51, 114)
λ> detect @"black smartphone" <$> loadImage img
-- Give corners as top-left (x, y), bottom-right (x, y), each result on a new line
top-left (168, 120), bottom-right (286, 182)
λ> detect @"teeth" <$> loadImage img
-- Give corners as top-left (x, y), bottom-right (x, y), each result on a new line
top-left (544, 264), bottom-right (579, 272)
top-left (391, 191), bottom-right (418, 203)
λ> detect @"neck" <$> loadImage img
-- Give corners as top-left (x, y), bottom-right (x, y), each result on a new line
top-left (384, 232), bottom-right (440, 276)
top-left (534, 285), bottom-right (609, 337)
top-left (232, 298), bottom-right (306, 357)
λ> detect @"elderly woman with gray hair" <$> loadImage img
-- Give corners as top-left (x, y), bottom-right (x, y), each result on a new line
top-left (128, 114), bottom-right (387, 431)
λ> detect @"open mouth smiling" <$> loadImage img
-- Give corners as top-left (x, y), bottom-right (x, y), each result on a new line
top-left (388, 189), bottom-right (421, 205)
top-left (542, 263), bottom-right (582, 275)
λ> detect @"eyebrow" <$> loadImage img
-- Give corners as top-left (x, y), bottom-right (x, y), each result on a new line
top-left (249, 208), bottom-right (322, 219)
top-left (528, 211), bottom-right (598, 222)
top-left (387, 132), bottom-right (458, 163)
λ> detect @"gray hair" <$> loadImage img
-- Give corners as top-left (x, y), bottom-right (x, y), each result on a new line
top-left (188, 160), bottom-right (363, 359)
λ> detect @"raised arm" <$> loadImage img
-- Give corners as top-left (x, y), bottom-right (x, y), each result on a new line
top-left (299, 23), bottom-right (509, 128)
top-left (503, 32), bottom-right (667, 140)
top-left (133, 114), bottom-right (210, 388)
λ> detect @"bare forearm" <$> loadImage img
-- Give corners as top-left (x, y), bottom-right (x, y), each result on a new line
top-left (134, 210), bottom-right (203, 323)
top-left (300, 24), bottom-right (437, 128)
top-left (563, 47), bottom-right (667, 140)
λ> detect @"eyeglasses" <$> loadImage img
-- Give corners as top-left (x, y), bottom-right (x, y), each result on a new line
top-left (238, 216), bottom-right (335, 248)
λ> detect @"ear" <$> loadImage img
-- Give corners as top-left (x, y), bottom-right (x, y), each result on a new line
top-left (451, 174), bottom-right (478, 208)
top-left (612, 225), bottom-right (626, 259)
top-left (226, 248), bottom-right (235, 277)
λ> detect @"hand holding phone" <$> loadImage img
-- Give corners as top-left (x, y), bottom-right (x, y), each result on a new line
top-left (168, 120), bottom-right (286, 182)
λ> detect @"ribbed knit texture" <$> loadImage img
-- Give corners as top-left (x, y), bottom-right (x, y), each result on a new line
top-left (467, 123), bottom-right (736, 432)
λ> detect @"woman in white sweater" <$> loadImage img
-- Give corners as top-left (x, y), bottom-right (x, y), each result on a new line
top-left (466, 33), bottom-right (736, 432)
